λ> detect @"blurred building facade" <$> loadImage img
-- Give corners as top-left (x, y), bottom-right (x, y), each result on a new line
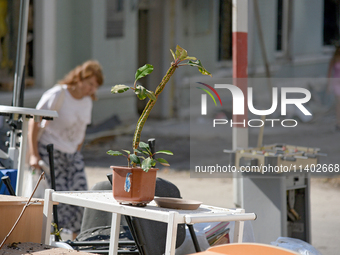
top-left (0, 0), bottom-right (338, 124)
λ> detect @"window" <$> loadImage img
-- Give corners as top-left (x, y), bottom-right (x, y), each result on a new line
top-left (218, 0), bottom-right (232, 61)
top-left (276, 0), bottom-right (284, 51)
top-left (323, 0), bottom-right (340, 46)
top-left (276, 0), bottom-right (290, 55)
top-left (106, 0), bottom-right (124, 38)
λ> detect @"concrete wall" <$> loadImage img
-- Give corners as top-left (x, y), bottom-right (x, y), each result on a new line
top-left (54, 0), bottom-right (139, 124)
top-left (55, 0), bottom-right (92, 81)
top-left (292, 0), bottom-right (324, 57)
top-left (3, 0), bottom-right (139, 125)
top-left (174, 0), bottom-right (333, 118)
top-left (2, 0), bottom-right (333, 123)
top-left (90, 0), bottom-right (138, 124)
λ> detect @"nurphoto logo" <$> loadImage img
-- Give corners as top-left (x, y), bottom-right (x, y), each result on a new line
top-left (197, 82), bottom-right (312, 128)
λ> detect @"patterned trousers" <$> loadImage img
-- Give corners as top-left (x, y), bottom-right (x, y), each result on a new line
top-left (38, 142), bottom-right (88, 233)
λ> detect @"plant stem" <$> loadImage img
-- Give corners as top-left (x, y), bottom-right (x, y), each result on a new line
top-left (133, 63), bottom-right (178, 150)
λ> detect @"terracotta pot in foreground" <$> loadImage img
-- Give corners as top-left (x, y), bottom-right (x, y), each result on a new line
top-left (110, 166), bottom-right (158, 206)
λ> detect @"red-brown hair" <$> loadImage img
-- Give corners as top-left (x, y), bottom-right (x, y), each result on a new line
top-left (59, 60), bottom-right (104, 100)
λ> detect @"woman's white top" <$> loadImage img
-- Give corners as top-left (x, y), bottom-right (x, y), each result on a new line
top-left (36, 84), bottom-right (92, 154)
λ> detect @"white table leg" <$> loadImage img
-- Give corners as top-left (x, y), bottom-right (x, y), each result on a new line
top-left (42, 189), bottom-right (54, 244)
top-left (165, 211), bottom-right (178, 255)
top-left (109, 212), bottom-right (121, 255)
top-left (233, 208), bottom-right (245, 243)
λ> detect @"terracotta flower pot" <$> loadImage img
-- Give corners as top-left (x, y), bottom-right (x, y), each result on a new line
top-left (110, 166), bottom-right (158, 206)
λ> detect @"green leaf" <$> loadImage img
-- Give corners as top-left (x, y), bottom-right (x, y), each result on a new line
top-left (155, 150), bottom-right (174, 155)
top-left (151, 159), bottom-right (156, 166)
top-left (141, 150), bottom-right (150, 155)
top-left (122, 150), bottom-right (130, 154)
top-left (139, 141), bottom-right (150, 150)
top-left (175, 45), bottom-right (188, 60)
top-left (146, 90), bottom-right (156, 101)
top-left (135, 85), bottom-right (155, 101)
top-left (141, 157), bottom-right (152, 172)
top-left (170, 49), bottom-right (176, 61)
top-left (134, 148), bottom-right (149, 155)
top-left (183, 56), bottom-right (197, 61)
top-left (130, 154), bottom-right (140, 165)
top-left (135, 64), bottom-right (154, 82)
top-left (107, 150), bottom-right (123, 156)
top-left (134, 149), bottom-right (142, 154)
top-left (135, 85), bottom-right (147, 100)
top-left (187, 60), bottom-right (212, 77)
top-left (111, 85), bottom-right (130, 94)
top-left (156, 158), bottom-right (170, 166)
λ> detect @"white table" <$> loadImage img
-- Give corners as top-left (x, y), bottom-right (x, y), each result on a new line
top-left (42, 190), bottom-right (256, 255)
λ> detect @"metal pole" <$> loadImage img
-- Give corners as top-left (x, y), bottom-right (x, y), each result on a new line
top-left (47, 144), bottom-right (59, 241)
top-left (254, 0), bottom-right (273, 148)
top-left (232, 0), bottom-right (248, 207)
top-left (8, 0), bottom-right (29, 172)
top-left (12, 0), bottom-right (29, 107)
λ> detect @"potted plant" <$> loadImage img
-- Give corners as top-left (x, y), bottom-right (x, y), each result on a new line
top-left (107, 45), bottom-right (211, 206)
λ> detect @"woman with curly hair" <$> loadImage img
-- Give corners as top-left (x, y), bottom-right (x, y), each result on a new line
top-left (28, 60), bottom-right (104, 238)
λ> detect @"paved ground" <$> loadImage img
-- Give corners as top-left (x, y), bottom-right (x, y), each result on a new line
top-left (83, 113), bottom-right (340, 255)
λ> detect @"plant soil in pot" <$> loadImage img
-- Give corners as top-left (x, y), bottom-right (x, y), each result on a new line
top-left (111, 166), bottom-right (158, 206)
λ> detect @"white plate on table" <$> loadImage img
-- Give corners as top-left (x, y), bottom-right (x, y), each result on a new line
top-left (154, 197), bottom-right (202, 210)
